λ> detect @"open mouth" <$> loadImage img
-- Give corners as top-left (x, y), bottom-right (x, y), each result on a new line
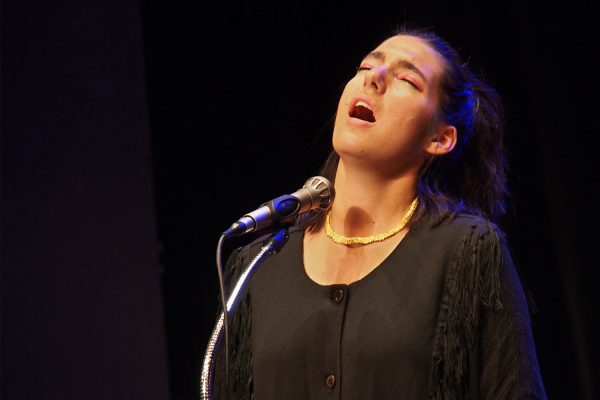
top-left (349, 100), bottom-right (376, 123)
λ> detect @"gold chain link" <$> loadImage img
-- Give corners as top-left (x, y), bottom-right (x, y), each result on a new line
top-left (325, 197), bottom-right (419, 245)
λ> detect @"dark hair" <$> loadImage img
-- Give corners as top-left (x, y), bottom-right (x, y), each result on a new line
top-left (303, 25), bottom-right (509, 230)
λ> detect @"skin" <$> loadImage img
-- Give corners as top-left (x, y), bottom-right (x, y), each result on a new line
top-left (303, 35), bottom-right (458, 285)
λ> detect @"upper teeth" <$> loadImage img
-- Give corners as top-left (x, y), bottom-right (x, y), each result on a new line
top-left (355, 101), bottom-right (371, 110)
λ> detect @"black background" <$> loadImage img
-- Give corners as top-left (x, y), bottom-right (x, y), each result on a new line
top-left (3, 0), bottom-right (599, 399)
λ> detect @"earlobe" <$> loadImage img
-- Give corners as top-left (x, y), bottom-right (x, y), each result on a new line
top-left (425, 125), bottom-right (457, 156)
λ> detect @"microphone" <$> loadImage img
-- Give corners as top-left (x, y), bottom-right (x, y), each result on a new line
top-left (224, 176), bottom-right (335, 237)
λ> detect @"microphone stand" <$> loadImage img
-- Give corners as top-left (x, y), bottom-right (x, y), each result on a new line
top-left (200, 228), bottom-right (290, 400)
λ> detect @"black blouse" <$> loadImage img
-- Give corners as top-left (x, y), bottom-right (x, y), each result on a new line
top-left (211, 214), bottom-right (547, 399)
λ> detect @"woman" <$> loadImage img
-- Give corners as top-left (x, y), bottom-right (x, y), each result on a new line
top-left (211, 26), bottom-right (547, 399)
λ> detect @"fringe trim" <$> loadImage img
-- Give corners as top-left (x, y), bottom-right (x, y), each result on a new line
top-left (434, 220), bottom-right (505, 399)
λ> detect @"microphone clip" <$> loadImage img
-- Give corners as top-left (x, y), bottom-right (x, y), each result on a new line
top-left (224, 195), bottom-right (300, 237)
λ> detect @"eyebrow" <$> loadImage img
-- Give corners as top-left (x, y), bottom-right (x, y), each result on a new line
top-left (364, 51), bottom-right (429, 84)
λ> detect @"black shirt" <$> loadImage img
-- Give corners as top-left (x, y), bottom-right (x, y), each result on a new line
top-left (212, 214), bottom-right (547, 399)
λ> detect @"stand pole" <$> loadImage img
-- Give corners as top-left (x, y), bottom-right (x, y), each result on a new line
top-left (200, 228), bottom-right (290, 400)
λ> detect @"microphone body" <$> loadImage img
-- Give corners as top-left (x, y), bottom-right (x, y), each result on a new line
top-left (224, 176), bottom-right (334, 237)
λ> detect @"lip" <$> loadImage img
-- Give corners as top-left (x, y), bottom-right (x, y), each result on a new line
top-left (348, 95), bottom-right (377, 126)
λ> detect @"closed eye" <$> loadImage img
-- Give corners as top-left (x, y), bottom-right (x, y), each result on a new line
top-left (396, 76), bottom-right (421, 90)
top-left (399, 77), bottom-right (417, 87)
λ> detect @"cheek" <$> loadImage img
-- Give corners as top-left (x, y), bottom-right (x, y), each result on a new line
top-left (337, 81), bottom-right (356, 110)
top-left (378, 104), bottom-right (434, 154)
top-left (388, 98), bottom-right (435, 133)
top-left (333, 83), bottom-right (356, 128)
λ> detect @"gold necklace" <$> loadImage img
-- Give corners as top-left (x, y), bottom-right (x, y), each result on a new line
top-left (325, 197), bottom-right (419, 245)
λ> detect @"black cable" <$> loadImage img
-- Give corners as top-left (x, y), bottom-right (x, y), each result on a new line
top-left (215, 232), bottom-right (229, 394)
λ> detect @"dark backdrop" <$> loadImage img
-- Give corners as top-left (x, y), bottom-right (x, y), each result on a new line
top-left (2, 1), bottom-right (169, 399)
top-left (139, 1), bottom-right (599, 399)
top-left (3, 0), bottom-right (599, 399)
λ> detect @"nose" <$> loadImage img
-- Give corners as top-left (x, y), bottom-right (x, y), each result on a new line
top-left (364, 65), bottom-right (388, 94)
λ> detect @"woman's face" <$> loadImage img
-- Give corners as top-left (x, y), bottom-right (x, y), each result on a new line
top-left (332, 35), bottom-right (446, 175)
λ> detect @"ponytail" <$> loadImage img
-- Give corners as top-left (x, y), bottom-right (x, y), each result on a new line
top-left (409, 27), bottom-right (509, 226)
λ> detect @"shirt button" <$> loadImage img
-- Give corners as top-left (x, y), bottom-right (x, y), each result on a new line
top-left (332, 288), bottom-right (345, 303)
top-left (325, 373), bottom-right (336, 389)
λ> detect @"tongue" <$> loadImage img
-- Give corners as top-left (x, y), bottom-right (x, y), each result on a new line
top-left (351, 105), bottom-right (375, 122)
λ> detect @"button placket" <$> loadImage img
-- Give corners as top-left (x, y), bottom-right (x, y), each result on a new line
top-left (324, 285), bottom-right (346, 394)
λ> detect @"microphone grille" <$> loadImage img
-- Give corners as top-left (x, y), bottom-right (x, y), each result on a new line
top-left (303, 176), bottom-right (335, 211)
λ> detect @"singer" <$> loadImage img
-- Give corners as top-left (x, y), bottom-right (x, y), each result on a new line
top-left (210, 25), bottom-right (547, 399)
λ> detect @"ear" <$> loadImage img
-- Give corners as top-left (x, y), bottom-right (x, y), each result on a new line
top-left (424, 124), bottom-right (457, 156)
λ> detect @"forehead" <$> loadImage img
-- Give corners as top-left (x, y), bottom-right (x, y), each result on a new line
top-left (370, 35), bottom-right (445, 82)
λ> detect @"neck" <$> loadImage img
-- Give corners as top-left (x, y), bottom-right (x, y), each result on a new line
top-left (329, 159), bottom-right (419, 237)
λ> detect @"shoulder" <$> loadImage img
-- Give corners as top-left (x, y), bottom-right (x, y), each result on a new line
top-left (437, 212), bottom-right (511, 261)
top-left (433, 213), bottom-right (504, 236)
top-left (416, 213), bottom-right (508, 256)
top-left (428, 213), bottom-right (508, 251)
